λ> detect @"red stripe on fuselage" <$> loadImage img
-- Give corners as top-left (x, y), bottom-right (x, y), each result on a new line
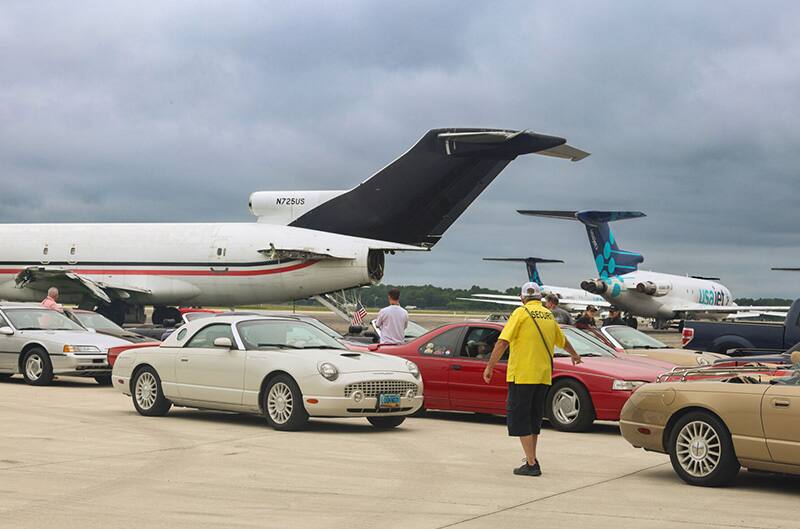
top-left (0, 260), bottom-right (319, 277)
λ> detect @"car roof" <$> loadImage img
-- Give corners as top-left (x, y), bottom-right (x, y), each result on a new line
top-left (159, 315), bottom-right (314, 347)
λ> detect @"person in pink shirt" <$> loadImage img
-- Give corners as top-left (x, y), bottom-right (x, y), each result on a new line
top-left (41, 287), bottom-right (64, 312)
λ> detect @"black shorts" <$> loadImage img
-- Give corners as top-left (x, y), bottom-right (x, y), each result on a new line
top-left (506, 383), bottom-right (549, 437)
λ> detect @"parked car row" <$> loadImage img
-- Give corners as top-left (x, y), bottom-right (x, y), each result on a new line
top-left (3, 303), bottom-right (798, 488)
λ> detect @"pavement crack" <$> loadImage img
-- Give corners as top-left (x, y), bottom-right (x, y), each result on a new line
top-left (435, 462), bottom-right (670, 529)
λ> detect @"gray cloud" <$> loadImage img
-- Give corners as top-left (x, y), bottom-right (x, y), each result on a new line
top-left (1, 0), bottom-right (799, 297)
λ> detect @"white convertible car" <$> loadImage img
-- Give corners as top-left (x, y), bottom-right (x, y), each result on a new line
top-left (111, 315), bottom-right (424, 430)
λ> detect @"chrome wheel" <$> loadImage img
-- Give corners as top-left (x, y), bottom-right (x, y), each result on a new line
top-left (135, 371), bottom-right (158, 410)
top-left (25, 354), bottom-right (43, 381)
top-left (552, 387), bottom-right (579, 424)
top-left (267, 382), bottom-right (294, 424)
top-left (676, 420), bottom-right (721, 478)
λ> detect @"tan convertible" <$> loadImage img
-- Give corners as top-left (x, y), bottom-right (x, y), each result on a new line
top-left (620, 362), bottom-right (800, 486)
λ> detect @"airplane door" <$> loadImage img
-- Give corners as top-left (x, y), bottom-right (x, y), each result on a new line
top-left (175, 324), bottom-right (245, 405)
top-left (761, 384), bottom-right (800, 465)
top-left (209, 238), bottom-right (229, 272)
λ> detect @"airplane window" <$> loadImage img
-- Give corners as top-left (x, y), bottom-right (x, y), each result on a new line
top-left (70, 246), bottom-right (76, 255)
top-left (216, 248), bottom-right (223, 256)
top-left (43, 246), bottom-right (48, 255)
top-left (418, 328), bottom-right (461, 356)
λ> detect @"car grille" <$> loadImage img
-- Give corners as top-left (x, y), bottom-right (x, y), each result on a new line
top-left (344, 380), bottom-right (418, 398)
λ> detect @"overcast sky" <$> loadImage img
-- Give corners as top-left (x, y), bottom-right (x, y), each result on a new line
top-left (1, 1), bottom-right (799, 297)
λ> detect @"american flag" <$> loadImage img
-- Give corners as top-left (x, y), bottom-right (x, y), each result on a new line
top-left (351, 301), bottom-right (368, 326)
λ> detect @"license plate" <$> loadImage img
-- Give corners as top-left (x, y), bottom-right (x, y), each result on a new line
top-left (378, 394), bottom-right (401, 408)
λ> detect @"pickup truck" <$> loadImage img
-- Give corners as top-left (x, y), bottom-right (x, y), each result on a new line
top-left (682, 299), bottom-right (800, 353)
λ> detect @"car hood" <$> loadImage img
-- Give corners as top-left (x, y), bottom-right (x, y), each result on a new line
top-left (18, 330), bottom-right (130, 349)
top-left (557, 355), bottom-right (670, 381)
top-left (306, 349), bottom-right (413, 374)
top-left (623, 347), bottom-right (725, 367)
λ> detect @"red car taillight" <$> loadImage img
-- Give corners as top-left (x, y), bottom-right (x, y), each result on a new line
top-left (681, 327), bottom-right (695, 347)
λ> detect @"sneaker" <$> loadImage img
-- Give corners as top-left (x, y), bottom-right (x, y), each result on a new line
top-left (513, 460), bottom-right (542, 477)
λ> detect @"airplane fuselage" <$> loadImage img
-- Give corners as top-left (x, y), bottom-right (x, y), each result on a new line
top-left (595, 270), bottom-right (733, 319)
top-left (0, 223), bottom-right (380, 306)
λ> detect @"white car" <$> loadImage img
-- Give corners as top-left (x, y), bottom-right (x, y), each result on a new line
top-left (112, 315), bottom-right (424, 430)
top-left (0, 304), bottom-right (130, 385)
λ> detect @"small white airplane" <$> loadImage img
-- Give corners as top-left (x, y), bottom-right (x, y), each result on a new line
top-left (0, 128), bottom-right (589, 324)
top-left (460, 257), bottom-right (609, 313)
top-left (518, 210), bottom-right (788, 328)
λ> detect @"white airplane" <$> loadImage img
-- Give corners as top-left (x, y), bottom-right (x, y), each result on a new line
top-left (461, 257), bottom-right (609, 312)
top-left (518, 210), bottom-right (787, 328)
top-left (0, 128), bottom-right (589, 324)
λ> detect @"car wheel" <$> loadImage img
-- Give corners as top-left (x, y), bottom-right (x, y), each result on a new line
top-left (546, 379), bottom-right (595, 432)
top-left (131, 366), bottom-right (172, 416)
top-left (367, 416), bottom-right (406, 429)
top-left (94, 374), bottom-right (113, 386)
top-left (22, 348), bottom-right (54, 386)
top-left (668, 411), bottom-right (740, 487)
top-left (263, 375), bottom-right (309, 431)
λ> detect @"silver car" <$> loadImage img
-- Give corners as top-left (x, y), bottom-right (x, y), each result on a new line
top-left (0, 304), bottom-right (130, 386)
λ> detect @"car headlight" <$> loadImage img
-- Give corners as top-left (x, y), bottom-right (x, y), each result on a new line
top-left (317, 362), bottom-right (339, 381)
top-left (63, 345), bottom-right (101, 353)
top-left (612, 380), bottom-right (646, 391)
top-left (406, 360), bottom-right (420, 379)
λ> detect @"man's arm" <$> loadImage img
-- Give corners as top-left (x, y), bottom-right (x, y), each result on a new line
top-left (562, 337), bottom-right (582, 365)
top-left (482, 339), bottom-right (509, 383)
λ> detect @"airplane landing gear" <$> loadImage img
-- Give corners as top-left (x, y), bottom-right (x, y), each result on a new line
top-left (152, 306), bottom-right (181, 326)
top-left (652, 318), bottom-right (671, 330)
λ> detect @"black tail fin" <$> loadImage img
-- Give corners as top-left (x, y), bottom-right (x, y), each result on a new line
top-left (289, 128), bottom-right (588, 246)
top-left (483, 257), bottom-right (564, 286)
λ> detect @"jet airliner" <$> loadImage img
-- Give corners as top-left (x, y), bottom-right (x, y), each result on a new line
top-left (0, 128), bottom-right (588, 324)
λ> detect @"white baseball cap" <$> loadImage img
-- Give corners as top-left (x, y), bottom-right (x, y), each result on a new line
top-left (520, 282), bottom-right (542, 298)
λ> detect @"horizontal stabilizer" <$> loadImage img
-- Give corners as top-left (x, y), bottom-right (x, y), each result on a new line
top-left (771, 267), bottom-right (800, 271)
top-left (518, 210), bottom-right (646, 226)
top-left (483, 257), bottom-right (564, 264)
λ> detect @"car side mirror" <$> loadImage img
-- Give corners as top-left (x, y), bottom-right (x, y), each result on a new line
top-left (213, 337), bottom-right (233, 348)
top-left (87, 328), bottom-right (97, 333)
top-left (367, 343), bottom-right (379, 352)
top-left (0, 326), bottom-right (13, 336)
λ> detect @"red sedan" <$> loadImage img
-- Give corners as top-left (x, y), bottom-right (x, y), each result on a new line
top-left (358, 322), bottom-right (673, 432)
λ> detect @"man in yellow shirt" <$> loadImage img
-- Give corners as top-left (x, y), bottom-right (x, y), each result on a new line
top-left (483, 282), bottom-right (581, 476)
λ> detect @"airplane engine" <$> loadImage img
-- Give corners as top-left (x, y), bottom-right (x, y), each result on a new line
top-left (367, 249), bottom-right (385, 283)
top-left (580, 279), bottom-right (608, 294)
top-left (249, 190), bottom-right (346, 224)
top-left (636, 281), bottom-right (671, 297)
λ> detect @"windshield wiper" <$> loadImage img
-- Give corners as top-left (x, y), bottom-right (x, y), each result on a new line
top-left (257, 343), bottom-right (302, 349)
top-left (301, 345), bottom-right (344, 350)
top-left (630, 345), bottom-right (659, 350)
top-left (17, 327), bottom-right (44, 331)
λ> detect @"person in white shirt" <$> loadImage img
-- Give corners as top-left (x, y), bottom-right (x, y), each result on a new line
top-left (373, 288), bottom-right (408, 345)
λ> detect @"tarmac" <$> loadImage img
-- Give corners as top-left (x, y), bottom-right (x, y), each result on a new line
top-left (1, 375), bottom-right (797, 529)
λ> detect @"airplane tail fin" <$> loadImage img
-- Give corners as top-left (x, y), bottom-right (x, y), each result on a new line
top-left (288, 128), bottom-right (589, 247)
top-left (518, 210), bottom-right (645, 278)
top-left (483, 257), bottom-right (563, 286)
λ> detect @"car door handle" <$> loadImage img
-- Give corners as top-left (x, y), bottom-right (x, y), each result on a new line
top-left (450, 364), bottom-right (462, 371)
top-left (180, 358), bottom-right (189, 362)
top-left (772, 399), bottom-right (791, 408)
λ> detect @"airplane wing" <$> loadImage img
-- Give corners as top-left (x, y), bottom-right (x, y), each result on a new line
top-left (460, 294), bottom-right (610, 311)
top-left (14, 267), bottom-right (151, 304)
top-left (672, 304), bottom-right (791, 315)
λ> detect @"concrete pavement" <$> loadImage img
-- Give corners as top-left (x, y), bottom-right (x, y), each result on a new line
top-left (0, 376), bottom-right (797, 529)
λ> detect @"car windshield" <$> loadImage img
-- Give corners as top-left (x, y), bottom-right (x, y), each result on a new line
top-left (560, 328), bottom-right (616, 357)
top-left (236, 320), bottom-right (346, 350)
top-left (73, 312), bottom-right (124, 333)
top-left (4, 308), bottom-right (85, 331)
top-left (405, 321), bottom-right (428, 339)
top-left (299, 317), bottom-right (345, 339)
top-left (606, 326), bottom-right (667, 349)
